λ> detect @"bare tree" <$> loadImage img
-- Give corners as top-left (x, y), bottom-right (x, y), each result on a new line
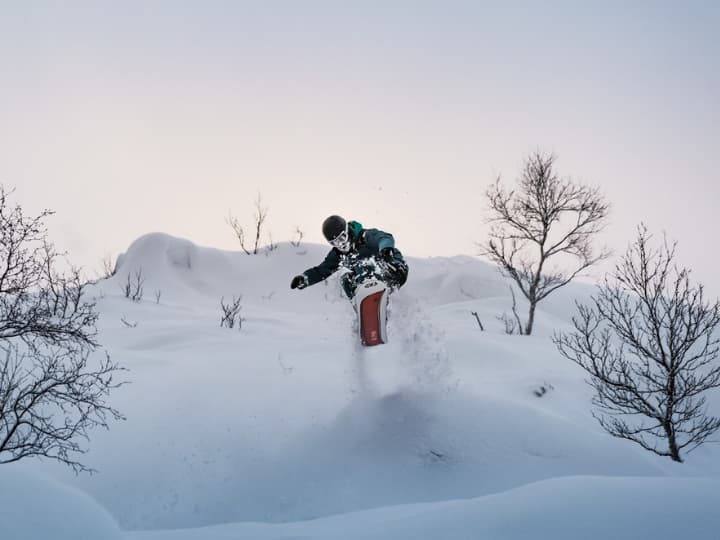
top-left (554, 225), bottom-right (720, 462)
top-left (226, 213), bottom-right (250, 255)
top-left (291, 226), bottom-right (304, 247)
top-left (227, 194), bottom-right (271, 255)
top-left (121, 268), bottom-right (144, 302)
top-left (481, 151), bottom-right (610, 335)
top-left (1, 186), bottom-right (97, 347)
top-left (265, 232), bottom-right (277, 254)
top-left (252, 194), bottom-right (268, 255)
top-left (0, 185), bottom-right (125, 472)
top-left (220, 295), bottom-right (243, 329)
top-left (99, 253), bottom-right (116, 280)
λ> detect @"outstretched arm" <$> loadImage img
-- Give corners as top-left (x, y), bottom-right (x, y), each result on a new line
top-left (291, 249), bottom-right (341, 289)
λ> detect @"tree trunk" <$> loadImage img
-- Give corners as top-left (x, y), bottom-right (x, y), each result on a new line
top-left (525, 299), bottom-right (537, 335)
top-left (665, 374), bottom-right (682, 462)
top-left (664, 422), bottom-right (682, 462)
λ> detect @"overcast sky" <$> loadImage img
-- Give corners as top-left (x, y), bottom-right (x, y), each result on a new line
top-left (1, 1), bottom-right (718, 292)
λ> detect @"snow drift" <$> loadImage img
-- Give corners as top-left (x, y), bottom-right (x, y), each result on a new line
top-left (0, 467), bottom-right (121, 540)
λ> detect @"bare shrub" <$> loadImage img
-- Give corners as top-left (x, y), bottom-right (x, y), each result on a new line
top-left (99, 253), bottom-right (116, 280)
top-left (121, 268), bottom-right (144, 302)
top-left (220, 295), bottom-right (244, 329)
top-left (291, 226), bottom-right (304, 247)
top-left (228, 194), bottom-right (271, 255)
top-left (495, 286), bottom-right (523, 335)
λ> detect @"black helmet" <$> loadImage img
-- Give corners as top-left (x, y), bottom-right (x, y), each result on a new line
top-left (322, 215), bottom-right (347, 242)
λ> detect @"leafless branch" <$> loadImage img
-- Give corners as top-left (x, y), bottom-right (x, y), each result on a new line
top-left (291, 226), bottom-right (304, 248)
top-left (228, 194), bottom-right (272, 255)
top-left (121, 268), bottom-right (144, 302)
top-left (265, 232), bottom-right (277, 255)
top-left (0, 342), bottom-right (126, 473)
top-left (220, 295), bottom-right (244, 330)
top-left (227, 213), bottom-right (251, 255)
top-left (470, 311), bottom-right (485, 331)
top-left (252, 194), bottom-right (268, 255)
top-left (495, 286), bottom-right (525, 335)
top-left (99, 253), bottom-right (116, 280)
top-left (120, 317), bottom-right (138, 328)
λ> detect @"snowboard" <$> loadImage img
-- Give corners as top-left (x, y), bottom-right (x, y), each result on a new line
top-left (353, 277), bottom-right (389, 347)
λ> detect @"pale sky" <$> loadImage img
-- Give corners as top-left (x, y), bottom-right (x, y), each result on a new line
top-left (1, 1), bottom-right (718, 293)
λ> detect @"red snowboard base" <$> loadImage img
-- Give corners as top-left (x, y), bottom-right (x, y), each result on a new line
top-left (355, 280), bottom-right (389, 347)
top-left (360, 291), bottom-right (385, 346)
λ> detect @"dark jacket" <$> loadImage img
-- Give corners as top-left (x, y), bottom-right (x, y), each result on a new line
top-left (303, 221), bottom-right (397, 286)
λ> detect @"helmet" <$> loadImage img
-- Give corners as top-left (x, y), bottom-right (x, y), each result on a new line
top-left (322, 215), bottom-right (346, 242)
top-left (322, 215), bottom-right (351, 252)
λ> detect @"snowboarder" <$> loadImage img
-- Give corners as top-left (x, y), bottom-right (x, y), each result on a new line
top-left (290, 215), bottom-right (408, 299)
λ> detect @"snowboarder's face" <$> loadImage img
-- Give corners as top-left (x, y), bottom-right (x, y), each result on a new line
top-left (329, 227), bottom-right (351, 253)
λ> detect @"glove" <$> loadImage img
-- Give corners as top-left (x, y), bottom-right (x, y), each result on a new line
top-left (394, 262), bottom-right (408, 287)
top-left (290, 274), bottom-right (308, 290)
top-left (380, 247), bottom-right (395, 262)
top-left (380, 248), bottom-right (408, 288)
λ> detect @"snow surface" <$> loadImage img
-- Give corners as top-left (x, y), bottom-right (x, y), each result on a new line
top-left (4, 233), bottom-right (720, 539)
top-left (0, 467), bottom-right (121, 540)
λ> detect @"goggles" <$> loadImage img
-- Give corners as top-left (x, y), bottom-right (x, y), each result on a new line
top-left (329, 226), bottom-right (351, 252)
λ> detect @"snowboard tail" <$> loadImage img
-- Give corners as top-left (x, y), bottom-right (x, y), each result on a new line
top-left (354, 279), bottom-right (389, 346)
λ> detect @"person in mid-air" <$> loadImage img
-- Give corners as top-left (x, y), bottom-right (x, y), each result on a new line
top-left (290, 215), bottom-right (408, 299)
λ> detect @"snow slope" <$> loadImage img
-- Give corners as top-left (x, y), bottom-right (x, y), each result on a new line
top-left (124, 476), bottom-right (720, 540)
top-left (5, 233), bottom-right (720, 538)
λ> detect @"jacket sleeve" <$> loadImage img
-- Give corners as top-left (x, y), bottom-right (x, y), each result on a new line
top-left (363, 228), bottom-right (395, 254)
top-left (303, 249), bottom-right (341, 286)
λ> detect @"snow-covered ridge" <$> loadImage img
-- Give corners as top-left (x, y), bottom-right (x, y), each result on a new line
top-left (110, 232), bottom-right (592, 314)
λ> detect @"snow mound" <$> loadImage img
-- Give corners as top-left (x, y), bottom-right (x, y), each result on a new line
top-left (125, 476), bottom-right (720, 540)
top-left (0, 466), bottom-right (121, 540)
top-left (107, 233), bottom-right (339, 306)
